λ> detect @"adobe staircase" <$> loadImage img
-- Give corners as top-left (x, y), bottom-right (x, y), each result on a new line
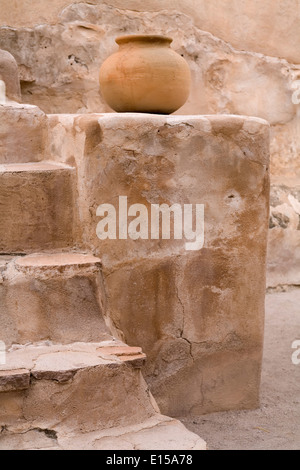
top-left (0, 104), bottom-right (206, 450)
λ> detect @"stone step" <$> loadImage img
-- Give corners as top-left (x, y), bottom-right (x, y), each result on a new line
top-left (0, 252), bottom-right (111, 347)
top-left (0, 104), bottom-right (49, 164)
top-left (0, 161), bottom-right (76, 254)
top-left (0, 417), bottom-right (207, 451)
top-left (0, 341), bottom-right (206, 450)
top-left (60, 416), bottom-right (207, 451)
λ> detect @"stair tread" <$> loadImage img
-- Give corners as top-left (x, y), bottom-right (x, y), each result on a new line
top-left (0, 341), bottom-right (146, 379)
top-left (51, 415), bottom-right (207, 450)
top-left (0, 161), bottom-right (74, 173)
top-left (15, 252), bottom-right (102, 269)
top-left (0, 415), bottom-right (206, 451)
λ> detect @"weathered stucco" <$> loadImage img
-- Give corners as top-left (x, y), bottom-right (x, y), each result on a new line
top-left (0, 161), bottom-right (76, 253)
top-left (0, 1), bottom-right (298, 183)
top-left (1, 0), bottom-right (299, 64)
top-left (0, 104), bottom-right (49, 163)
top-left (0, 341), bottom-right (206, 449)
top-left (1, 1), bottom-right (296, 287)
top-left (48, 113), bottom-right (270, 415)
top-left (0, 0), bottom-right (297, 449)
top-left (0, 254), bottom-right (110, 348)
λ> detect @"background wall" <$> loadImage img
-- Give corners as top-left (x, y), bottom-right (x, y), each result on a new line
top-left (0, 0), bottom-right (299, 286)
top-left (1, 0), bottom-right (300, 63)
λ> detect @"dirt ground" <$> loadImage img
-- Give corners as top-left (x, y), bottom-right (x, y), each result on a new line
top-left (181, 289), bottom-right (300, 450)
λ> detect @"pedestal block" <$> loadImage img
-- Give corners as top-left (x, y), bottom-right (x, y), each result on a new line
top-left (49, 113), bottom-right (270, 416)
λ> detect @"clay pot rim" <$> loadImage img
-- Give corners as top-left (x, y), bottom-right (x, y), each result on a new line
top-left (116, 35), bottom-right (173, 46)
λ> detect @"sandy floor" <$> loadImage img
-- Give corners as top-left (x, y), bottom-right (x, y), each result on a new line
top-left (181, 289), bottom-right (300, 450)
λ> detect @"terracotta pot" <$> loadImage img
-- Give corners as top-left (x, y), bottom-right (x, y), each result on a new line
top-left (99, 35), bottom-right (191, 114)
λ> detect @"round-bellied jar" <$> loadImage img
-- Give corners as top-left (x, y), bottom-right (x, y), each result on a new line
top-left (99, 35), bottom-right (191, 114)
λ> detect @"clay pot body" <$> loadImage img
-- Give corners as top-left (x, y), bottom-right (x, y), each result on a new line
top-left (99, 35), bottom-right (191, 114)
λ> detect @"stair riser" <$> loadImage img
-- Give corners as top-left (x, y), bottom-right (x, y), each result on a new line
top-left (0, 364), bottom-right (154, 435)
top-left (0, 168), bottom-right (76, 253)
top-left (0, 264), bottom-right (109, 347)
